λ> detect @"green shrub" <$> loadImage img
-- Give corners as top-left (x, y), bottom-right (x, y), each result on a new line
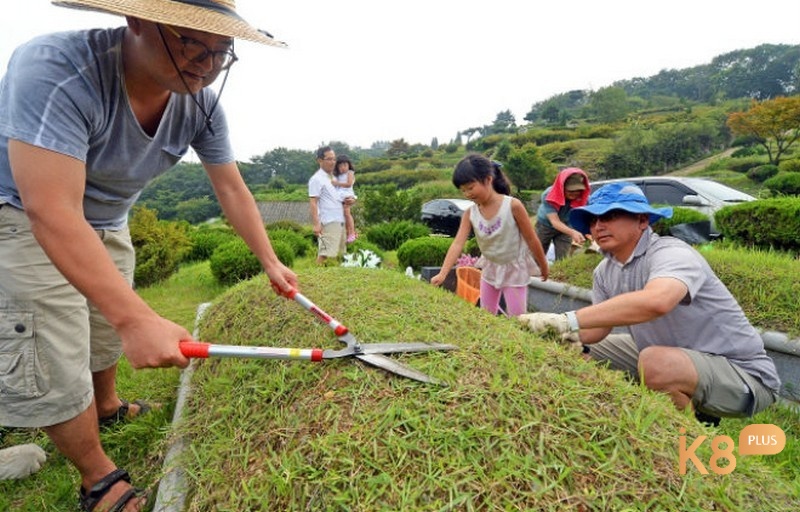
top-left (365, 220), bottom-right (431, 250)
top-left (465, 237), bottom-right (481, 256)
top-left (268, 228), bottom-right (313, 257)
top-left (267, 219), bottom-right (307, 233)
top-left (210, 238), bottom-right (295, 286)
top-left (715, 198), bottom-right (800, 251)
top-left (185, 227), bottom-right (236, 262)
top-left (651, 207), bottom-right (708, 237)
top-left (778, 158), bottom-right (800, 174)
top-left (763, 173), bottom-right (800, 196)
top-left (359, 184), bottom-right (424, 225)
top-left (726, 156), bottom-right (768, 173)
top-left (396, 236), bottom-right (453, 270)
top-left (356, 169), bottom-right (443, 189)
top-left (130, 206), bottom-right (192, 287)
top-left (271, 239), bottom-right (295, 268)
top-left (730, 145), bottom-right (763, 158)
top-left (746, 164), bottom-right (779, 183)
top-left (209, 239), bottom-right (262, 286)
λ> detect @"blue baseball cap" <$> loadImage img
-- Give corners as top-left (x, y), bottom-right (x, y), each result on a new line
top-left (569, 182), bottom-right (673, 234)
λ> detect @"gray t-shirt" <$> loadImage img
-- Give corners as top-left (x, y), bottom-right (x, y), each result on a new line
top-left (592, 229), bottom-right (781, 392)
top-left (0, 28), bottom-right (234, 229)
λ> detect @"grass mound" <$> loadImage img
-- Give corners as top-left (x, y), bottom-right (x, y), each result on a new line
top-left (177, 268), bottom-right (797, 511)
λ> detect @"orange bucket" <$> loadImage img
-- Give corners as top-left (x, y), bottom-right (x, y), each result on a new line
top-left (456, 266), bottom-right (481, 305)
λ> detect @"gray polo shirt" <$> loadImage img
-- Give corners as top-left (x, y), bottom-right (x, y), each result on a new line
top-left (0, 28), bottom-right (233, 230)
top-left (592, 228), bottom-right (781, 392)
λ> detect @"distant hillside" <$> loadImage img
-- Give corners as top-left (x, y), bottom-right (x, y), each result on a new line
top-left (524, 44), bottom-right (800, 124)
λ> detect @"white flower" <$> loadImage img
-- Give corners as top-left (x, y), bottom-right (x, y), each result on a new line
top-left (341, 249), bottom-right (382, 269)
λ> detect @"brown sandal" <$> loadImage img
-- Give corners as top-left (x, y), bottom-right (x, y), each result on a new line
top-left (79, 468), bottom-right (146, 511)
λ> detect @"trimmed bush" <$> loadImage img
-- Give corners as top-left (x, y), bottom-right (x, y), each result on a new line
top-left (651, 207), bottom-right (708, 237)
top-left (209, 239), bottom-right (262, 286)
top-left (715, 197), bottom-right (800, 251)
top-left (726, 156), bottom-right (768, 173)
top-left (185, 227), bottom-right (237, 262)
top-left (210, 238), bottom-right (295, 286)
top-left (763, 173), bottom-right (800, 196)
top-left (747, 164), bottom-right (779, 183)
top-left (365, 220), bottom-right (431, 250)
top-left (778, 158), bottom-right (800, 174)
top-left (269, 228), bottom-right (313, 257)
top-left (130, 206), bottom-right (192, 287)
top-left (396, 236), bottom-right (454, 270)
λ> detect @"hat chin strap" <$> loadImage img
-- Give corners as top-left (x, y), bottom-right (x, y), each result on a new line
top-left (156, 24), bottom-right (231, 137)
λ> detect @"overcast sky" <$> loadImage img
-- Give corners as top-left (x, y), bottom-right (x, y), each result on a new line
top-left (2, 1), bottom-right (800, 161)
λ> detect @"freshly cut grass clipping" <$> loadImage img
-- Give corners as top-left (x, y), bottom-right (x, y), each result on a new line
top-left (177, 267), bottom-right (795, 511)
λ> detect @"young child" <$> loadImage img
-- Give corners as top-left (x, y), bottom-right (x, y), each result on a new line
top-left (431, 154), bottom-right (549, 316)
top-left (332, 155), bottom-right (358, 243)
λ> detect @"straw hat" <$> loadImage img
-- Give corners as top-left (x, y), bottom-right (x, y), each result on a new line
top-left (52, 0), bottom-right (287, 48)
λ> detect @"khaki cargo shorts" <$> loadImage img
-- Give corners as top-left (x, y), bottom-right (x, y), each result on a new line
top-left (587, 333), bottom-right (777, 417)
top-left (318, 221), bottom-right (346, 258)
top-left (0, 204), bottom-right (134, 427)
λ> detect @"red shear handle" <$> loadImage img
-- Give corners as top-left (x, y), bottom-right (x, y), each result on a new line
top-left (276, 285), bottom-right (349, 337)
top-left (180, 341), bottom-right (210, 358)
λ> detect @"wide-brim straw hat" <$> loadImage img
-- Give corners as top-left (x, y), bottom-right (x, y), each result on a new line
top-left (52, 0), bottom-right (287, 48)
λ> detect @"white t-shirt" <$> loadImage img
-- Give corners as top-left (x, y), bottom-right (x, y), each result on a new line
top-left (308, 169), bottom-right (344, 224)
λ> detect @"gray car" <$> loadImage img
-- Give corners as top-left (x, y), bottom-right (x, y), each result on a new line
top-left (590, 176), bottom-right (756, 236)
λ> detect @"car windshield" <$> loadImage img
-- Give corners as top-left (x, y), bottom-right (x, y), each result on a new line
top-left (686, 179), bottom-right (755, 202)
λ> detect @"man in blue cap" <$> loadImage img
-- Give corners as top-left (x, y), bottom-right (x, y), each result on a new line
top-left (518, 182), bottom-right (780, 425)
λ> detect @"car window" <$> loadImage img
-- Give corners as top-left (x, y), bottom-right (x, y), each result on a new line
top-left (643, 182), bottom-right (694, 205)
top-left (687, 179), bottom-right (755, 202)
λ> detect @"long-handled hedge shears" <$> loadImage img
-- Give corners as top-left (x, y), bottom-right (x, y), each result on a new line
top-left (180, 287), bottom-right (456, 385)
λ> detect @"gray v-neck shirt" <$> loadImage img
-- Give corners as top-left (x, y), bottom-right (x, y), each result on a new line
top-left (0, 27), bottom-right (233, 229)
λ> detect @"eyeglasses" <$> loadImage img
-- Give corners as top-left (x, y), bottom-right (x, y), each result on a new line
top-left (588, 210), bottom-right (629, 226)
top-left (321, 157), bottom-right (336, 161)
top-left (161, 24), bottom-right (238, 70)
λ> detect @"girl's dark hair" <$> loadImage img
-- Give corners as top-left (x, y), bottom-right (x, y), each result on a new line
top-left (452, 153), bottom-right (511, 195)
top-left (334, 155), bottom-right (354, 177)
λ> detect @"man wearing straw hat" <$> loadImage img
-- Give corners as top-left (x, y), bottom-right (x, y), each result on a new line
top-left (0, 1), bottom-right (294, 509)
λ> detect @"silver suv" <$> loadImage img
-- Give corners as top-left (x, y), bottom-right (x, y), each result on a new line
top-left (590, 176), bottom-right (756, 235)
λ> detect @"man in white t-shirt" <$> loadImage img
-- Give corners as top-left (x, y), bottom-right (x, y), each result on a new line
top-left (308, 146), bottom-right (354, 263)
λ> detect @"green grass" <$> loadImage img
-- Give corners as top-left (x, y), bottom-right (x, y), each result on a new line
top-left (175, 268), bottom-right (798, 511)
top-left (3, 255), bottom-right (798, 511)
top-left (0, 262), bottom-right (226, 512)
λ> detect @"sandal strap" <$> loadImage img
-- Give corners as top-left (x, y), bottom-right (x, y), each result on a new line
top-left (99, 400), bottom-right (130, 426)
top-left (107, 488), bottom-right (142, 512)
top-left (79, 468), bottom-right (132, 511)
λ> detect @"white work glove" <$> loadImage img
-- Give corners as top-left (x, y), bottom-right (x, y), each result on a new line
top-left (560, 331), bottom-right (584, 351)
top-left (0, 444), bottom-right (47, 480)
top-left (518, 312), bottom-right (570, 333)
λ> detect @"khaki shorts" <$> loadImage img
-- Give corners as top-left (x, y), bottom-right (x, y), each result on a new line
top-left (587, 333), bottom-right (776, 417)
top-left (318, 221), bottom-right (346, 258)
top-left (0, 204), bottom-right (134, 427)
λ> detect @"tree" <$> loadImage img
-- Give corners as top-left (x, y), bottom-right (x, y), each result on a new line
top-left (727, 96), bottom-right (800, 166)
top-left (589, 86), bottom-right (631, 123)
top-left (386, 138), bottom-right (411, 157)
top-left (489, 109), bottom-right (516, 134)
top-left (502, 143), bottom-right (548, 193)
